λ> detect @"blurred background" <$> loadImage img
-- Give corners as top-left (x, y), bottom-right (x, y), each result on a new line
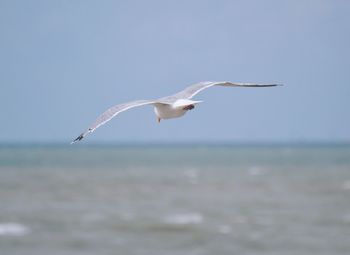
top-left (0, 0), bottom-right (349, 254)
top-left (0, 0), bottom-right (349, 143)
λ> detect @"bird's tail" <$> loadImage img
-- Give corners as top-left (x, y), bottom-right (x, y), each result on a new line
top-left (173, 99), bottom-right (203, 108)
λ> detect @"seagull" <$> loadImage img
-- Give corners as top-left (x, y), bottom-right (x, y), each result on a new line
top-left (71, 81), bottom-right (281, 143)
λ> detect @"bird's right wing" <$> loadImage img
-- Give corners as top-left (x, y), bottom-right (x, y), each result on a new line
top-left (173, 81), bottom-right (282, 99)
top-left (71, 100), bottom-right (162, 143)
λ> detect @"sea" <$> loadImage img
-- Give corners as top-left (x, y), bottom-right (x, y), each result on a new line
top-left (0, 143), bottom-right (349, 255)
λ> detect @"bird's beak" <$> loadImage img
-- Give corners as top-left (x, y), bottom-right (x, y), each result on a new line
top-left (157, 117), bottom-right (161, 123)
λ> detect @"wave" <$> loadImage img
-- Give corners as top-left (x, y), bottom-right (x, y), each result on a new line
top-left (164, 213), bottom-right (203, 225)
top-left (0, 223), bottom-right (30, 236)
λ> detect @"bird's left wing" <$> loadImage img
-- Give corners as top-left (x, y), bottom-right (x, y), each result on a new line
top-left (71, 100), bottom-right (159, 143)
top-left (172, 81), bottom-right (282, 99)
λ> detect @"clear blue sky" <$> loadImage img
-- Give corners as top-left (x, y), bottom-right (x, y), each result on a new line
top-left (1, 0), bottom-right (349, 143)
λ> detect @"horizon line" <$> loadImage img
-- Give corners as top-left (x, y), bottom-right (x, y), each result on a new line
top-left (1, 140), bottom-right (350, 148)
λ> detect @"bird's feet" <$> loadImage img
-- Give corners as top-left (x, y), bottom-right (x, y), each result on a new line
top-left (183, 104), bottom-right (195, 110)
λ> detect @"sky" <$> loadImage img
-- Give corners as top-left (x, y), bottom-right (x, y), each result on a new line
top-left (0, 0), bottom-right (349, 144)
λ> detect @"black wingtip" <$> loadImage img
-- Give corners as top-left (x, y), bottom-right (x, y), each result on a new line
top-left (265, 84), bottom-right (283, 87)
top-left (261, 84), bottom-right (283, 87)
top-left (71, 133), bottom-right (84, 144)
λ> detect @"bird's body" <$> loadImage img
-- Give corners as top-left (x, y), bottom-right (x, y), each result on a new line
top-left (71, 81), bottom-right (281, 143)
top-left (154, 103), bottom-right (187, 120)
top-left (154, 99), bottom-right (201, 120)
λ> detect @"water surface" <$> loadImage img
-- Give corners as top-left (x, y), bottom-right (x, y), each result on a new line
top-left (1, 144), bottom-right (349, 255)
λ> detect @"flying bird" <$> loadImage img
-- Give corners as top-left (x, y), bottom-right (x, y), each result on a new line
top-left (71, 81), bottom-right (280, 143)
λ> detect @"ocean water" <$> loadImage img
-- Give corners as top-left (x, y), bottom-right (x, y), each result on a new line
top-left (0, 144), bottom-right (350, 255)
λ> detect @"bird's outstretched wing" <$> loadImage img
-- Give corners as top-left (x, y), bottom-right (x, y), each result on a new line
top-left (72, 81), bottom-right (281, 143)
top-left (71, 100), bottom-right (160, 143)
top-left (172, 81), bottom-right (282, 99)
